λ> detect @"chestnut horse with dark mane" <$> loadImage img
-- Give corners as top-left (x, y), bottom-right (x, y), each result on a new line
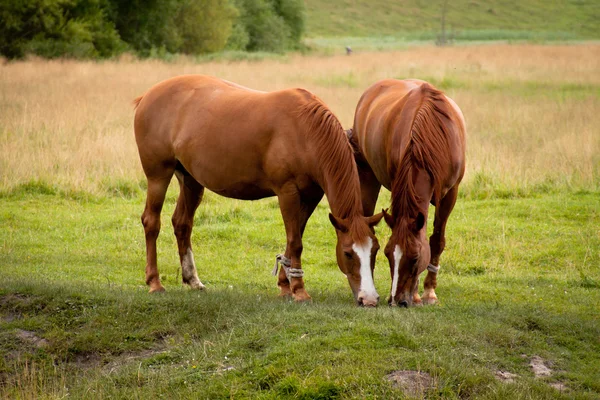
top-left (133, 75), bottom-right (383, 306)
top-left (349, 79), bottom-right (466, 307)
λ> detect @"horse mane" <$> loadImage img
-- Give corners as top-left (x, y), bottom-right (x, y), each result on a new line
top-left (296, 93), bottom-right (370, 241)
top-left (391, 83), bottom-right (456, 251)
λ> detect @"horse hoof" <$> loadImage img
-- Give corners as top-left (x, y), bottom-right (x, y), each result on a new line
top-left (188, 280), bottom-right (205, 290)
top-left (292, 291), bottom-right (312, 303)
top-left (278, 286), bottom-right (293, 298)
top-left (422, 297), bottom-right (438, 305)
top-left (149, 285), bottom-right (166, 293)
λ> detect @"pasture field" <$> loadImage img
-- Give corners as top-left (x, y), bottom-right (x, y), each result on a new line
top-left (303, 0), bottom-right (600, 41)
top-left (1, 44), bottom-right (600, 398)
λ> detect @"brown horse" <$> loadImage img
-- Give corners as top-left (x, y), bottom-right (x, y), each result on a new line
top-left (133, 75), bottom-right (383, 306)
top-left (349, 79), bottom-right (466, 307)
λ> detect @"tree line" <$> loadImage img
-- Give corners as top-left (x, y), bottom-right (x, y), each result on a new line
top-left (0, 0), bottom-right (305, 59)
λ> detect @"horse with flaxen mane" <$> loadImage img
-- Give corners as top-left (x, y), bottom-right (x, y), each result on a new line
top-left (348, 79), bottom-right (466, 307)
top-left (133, 75), bottom-right (383, 306)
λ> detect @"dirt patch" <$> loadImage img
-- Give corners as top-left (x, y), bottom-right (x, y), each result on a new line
top-left (549, 382), bottom-right (568, 392)
top-left (529, 356), bottom-right (552, 377)
top-left (386, 370), bottom-right (434, 397)
top-left (104, 349), bottom-right (166, 373)
top-left (0, 293), bottom-right (30, 305)
top-left (495, 370), bottom-right (518, 383)
top-left (1, 311), bottom-right (21, 323)
top-left (71, 348), bottom-right (168, 372)
top-left (15, 329), bottom-right (49, 348)
top-left (73, 352), bottom-right (104, 369)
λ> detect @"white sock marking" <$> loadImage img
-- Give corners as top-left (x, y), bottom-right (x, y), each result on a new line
top-left (182, 248), bottom-right (196, 278)
top-left (352, 237), bottom-right (378, 300)
top-left (391, 245), bottom-right (402, 299)
top-left (182, 248), bottom-right (204, 289)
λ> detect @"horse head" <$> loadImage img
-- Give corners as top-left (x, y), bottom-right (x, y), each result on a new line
top-left (329, 213), bottom-right (383, 307)
top-left (382, 209), bottom-right (430, 307)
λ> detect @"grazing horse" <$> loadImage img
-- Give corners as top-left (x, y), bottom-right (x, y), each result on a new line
top-left (349, 79), bottom-right (466, 307)
top-left (133, 75), bottom-right (383, 306)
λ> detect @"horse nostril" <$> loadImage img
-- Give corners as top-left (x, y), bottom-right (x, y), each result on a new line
top-left (357, 296), bottom-right (365, 306)
top-left (398, 300), bottom-right (409, 308)
top-left (363, 301), bottom-right (377, 308)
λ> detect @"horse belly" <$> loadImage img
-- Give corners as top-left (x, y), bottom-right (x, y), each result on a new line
top-left (181, 152), bottom-right (275, 200)
top-left (212, 184), bottom-right (275, 200)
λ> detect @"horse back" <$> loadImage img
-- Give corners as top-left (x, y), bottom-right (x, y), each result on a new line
top-left (353, 79), bottom-right (421, 189)
top-left (354, 79), bottom-right (465, 192)
top-left (133, 75), bottom-right (331, 195)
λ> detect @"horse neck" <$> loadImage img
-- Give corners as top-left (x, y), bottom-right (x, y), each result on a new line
top-left (298, 97), bottom-right (365, 221)
top-left (391, 162), bottom-right (433, 253)
top-left (390, 83), bottom-right (454, 245)
top-left (319, 161), bottom-right (364, 220)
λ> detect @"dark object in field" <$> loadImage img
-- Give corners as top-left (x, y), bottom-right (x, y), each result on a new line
top-left (348, 78), bottom-right (466, 307)
top-left (133, 75), bottom-right (383, 306)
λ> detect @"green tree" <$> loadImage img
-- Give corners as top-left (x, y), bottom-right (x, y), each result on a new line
top-left (106, 0), bottom-right (181, 56)
top-left (0, 0), bottom-right (124, 59)
top-left (230, 0), bottom-right (289, 52)
top-left (176, 0), bottom-right (238, 54)
top-left (272, 0), bottom-right (305, 46)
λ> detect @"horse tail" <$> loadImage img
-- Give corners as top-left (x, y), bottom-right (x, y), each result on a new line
top-left (132, 95), bottom-right (144, 110)
top-left (391, 83), bottom-right (455, 227)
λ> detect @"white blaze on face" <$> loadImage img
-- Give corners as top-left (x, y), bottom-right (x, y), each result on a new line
top-left (391, 245), bottom-right (403, 299)
top-left (352, 237), bottom-right (378, 301)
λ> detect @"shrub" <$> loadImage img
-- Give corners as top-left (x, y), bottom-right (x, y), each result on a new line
top-left (175, 0), bottom-right (238, 54)
top-left (0, 0), bottom-right (125, 59)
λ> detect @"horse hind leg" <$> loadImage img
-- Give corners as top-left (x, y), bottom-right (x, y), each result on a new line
top-left (423, 185), bottom-right (459, 305)
top-left (172, 166), bottom-right (205, 290)
top-left (142, 172), bottom-right (174, 293)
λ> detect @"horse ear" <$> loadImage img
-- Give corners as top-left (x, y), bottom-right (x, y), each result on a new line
top-left (329, 213), bottom-right (349, 233)
top-left (365, 212), bottom-right (384, 228)
top-left (413, 212), bottom-right (426, 231)
top-left (381, 208), bottom-right (394, 228)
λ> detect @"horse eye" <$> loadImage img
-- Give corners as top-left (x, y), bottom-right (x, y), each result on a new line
top-left (343, 251), bottom-right (353, 259)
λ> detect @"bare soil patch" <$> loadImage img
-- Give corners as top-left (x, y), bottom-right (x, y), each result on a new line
top-left (529, 355), bottom-right (552, 377)
top-left (494, 370), bottom-right (518, 383)
top-left (15, 329), bottom-right (48, 348)
top-left (386, 370), bottom-right (434, 397)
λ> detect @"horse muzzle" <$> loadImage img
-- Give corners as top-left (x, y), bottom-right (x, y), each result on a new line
top-left (357, 291), bottom-right (379, 307)
top-left (388, 291), bottom-right (412, 308)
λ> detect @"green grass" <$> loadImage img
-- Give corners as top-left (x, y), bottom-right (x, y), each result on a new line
top-left (303, 0), bottom-right (600, 50)
top-left (1, 187), bottom-right (599, 398)
top-left (304, 0), bottom-right (600, 38)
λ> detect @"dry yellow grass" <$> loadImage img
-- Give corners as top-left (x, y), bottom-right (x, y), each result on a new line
top-left (1, 44), bottom-right (598, 195)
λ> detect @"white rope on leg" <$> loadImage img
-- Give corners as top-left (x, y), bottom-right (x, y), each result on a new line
top-left (427, 263), bottom-right (440, 273)
top-left (272, 254), bottom-right (304, 279)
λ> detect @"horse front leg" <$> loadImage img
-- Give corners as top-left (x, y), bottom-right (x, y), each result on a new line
top-left (276, 186), bottom-right (321, 302)
top-left (423, 185), bottom-right (459, 305)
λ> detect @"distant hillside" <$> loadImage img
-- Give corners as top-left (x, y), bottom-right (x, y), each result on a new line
top-left (303, 0), bottom-right (600, 39)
